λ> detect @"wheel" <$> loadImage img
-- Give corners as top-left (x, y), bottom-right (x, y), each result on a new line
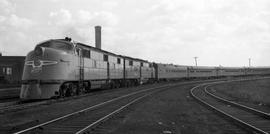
top-left (60, 84), bottom-right (68, 97)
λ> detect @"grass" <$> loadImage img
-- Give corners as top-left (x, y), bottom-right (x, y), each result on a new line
top-left (214, 79), bottom-right (270, 106)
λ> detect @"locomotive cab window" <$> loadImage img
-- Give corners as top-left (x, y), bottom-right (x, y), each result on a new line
top-left (37, 40), bottom-right (74, 53)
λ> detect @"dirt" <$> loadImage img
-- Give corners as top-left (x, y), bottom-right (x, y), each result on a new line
top-left (88, 84), bottom-right (245, 134)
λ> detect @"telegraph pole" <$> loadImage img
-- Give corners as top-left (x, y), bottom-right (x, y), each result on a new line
top-left (194, 57), bottom-right (198, 66)
top-left (249, 58), bottom-right (251, 67)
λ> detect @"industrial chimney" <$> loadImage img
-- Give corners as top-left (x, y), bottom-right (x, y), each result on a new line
top-left (95, 26), bottom-right (101, 49)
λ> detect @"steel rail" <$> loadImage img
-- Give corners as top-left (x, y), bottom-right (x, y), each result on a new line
top-left (1, 85), bottom-right (155, 113)
top-left (190, 84), bottom-right (269, 134)
top-left (75, 88), bottom-right (162, 134)
top-left (205, 85), bottom-right (270, 119)
top-left (13, 84), bottom-right (172, 134)
top-left (0, 101), bottom-right (47, 113)
top-left (14, 79), bottom-right (215, 134)
top-left (14, 77), bottom-right (269, 134)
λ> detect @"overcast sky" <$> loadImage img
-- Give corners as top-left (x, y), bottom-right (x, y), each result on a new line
top-left (0, 0), bottom-right (270, 67)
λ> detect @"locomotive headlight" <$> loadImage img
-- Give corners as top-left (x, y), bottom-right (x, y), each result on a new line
top-left (34, 46), bottom-right (43, 56)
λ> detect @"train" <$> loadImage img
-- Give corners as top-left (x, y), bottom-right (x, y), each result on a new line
top-left (20, 37), bottom-right (270, 100)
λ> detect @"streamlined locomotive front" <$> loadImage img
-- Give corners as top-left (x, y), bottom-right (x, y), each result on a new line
top-left (20, 39), bottom-right (76, 99)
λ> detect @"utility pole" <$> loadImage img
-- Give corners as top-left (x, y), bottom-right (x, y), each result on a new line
top-left (194, 57), bottom-right (198, 66)
top-left (249, 58), bottom-right (251, 67)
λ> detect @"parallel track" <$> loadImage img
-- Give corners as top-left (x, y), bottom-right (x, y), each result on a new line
top-left (1, 79), bottom-right (219, 114)
top-left (13, 84), bottom-right (173, 134)
top-left (0, 87), bottom-right (20, 100)
top-left (0, 100), bottom-right (47, 113)
top-left (11, 78), bottom-right (270, 133)
top-left (190, 83), bottom-right (270, 134)
top-left (0, 84), bottom-right (164, 113)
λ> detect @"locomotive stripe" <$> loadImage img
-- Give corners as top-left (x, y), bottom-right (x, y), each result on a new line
top-left (21, 80), bottom-right (63, 84)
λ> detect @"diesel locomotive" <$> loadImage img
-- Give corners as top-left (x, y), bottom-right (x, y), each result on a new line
top-left (20, 38), bottom-right (155, 99)
top-left (20, 38), bottom-right (270, 100)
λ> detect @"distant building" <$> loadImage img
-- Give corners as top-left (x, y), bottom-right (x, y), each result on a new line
top-left (0, 56), bottom-right (25, 84)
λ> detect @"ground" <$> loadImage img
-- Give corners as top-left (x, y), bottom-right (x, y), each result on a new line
top-left (2, 79), bottom-right (269, 134)
top-left (89, 83), bottom-right (245, 134)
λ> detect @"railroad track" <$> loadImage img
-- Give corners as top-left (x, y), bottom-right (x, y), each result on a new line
top-left (0, 83), bottom-right (167, 113)
top-left (8, 77), bottom-right (268, 133)
top-left (190, 82), bottom-right (270, 134)
top-left (13, 84), bottom-right (174, 134)
top-left (0, 100), bottom-right (49, 113)
top-left (0, 87), bottom-right (20, 99)
top-left (0, 79), bottom-right (221, 114)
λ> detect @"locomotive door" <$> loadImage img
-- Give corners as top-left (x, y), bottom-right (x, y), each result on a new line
top-left (78, 48), bottom-right (84, 84)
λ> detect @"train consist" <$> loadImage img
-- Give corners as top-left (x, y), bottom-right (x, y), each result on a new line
top-left (20, 37), bottom-right (270, 100)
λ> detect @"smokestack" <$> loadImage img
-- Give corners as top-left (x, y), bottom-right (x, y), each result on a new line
top-left (95, 26), bottom-right (101, 49)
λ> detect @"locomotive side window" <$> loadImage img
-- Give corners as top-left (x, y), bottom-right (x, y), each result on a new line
top-left (82, 49), bottom-right (90, 58)
top-left (117, 58), bottom-right (121, 64)
top-left (140, 62), bottom-right (143, 67)
top-left (129, 60), bottom-right (133, 66)
top-left (103, 54), bottom-right (108, 61)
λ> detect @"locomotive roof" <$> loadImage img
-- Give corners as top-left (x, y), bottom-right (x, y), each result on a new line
top-left (71, 40), bottom-right (150, 63)
top-left (49, 39), bottom-right (270, 68)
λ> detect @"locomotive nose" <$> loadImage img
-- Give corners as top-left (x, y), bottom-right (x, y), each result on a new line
top-left (20, 83), bottom-right (42, 99)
